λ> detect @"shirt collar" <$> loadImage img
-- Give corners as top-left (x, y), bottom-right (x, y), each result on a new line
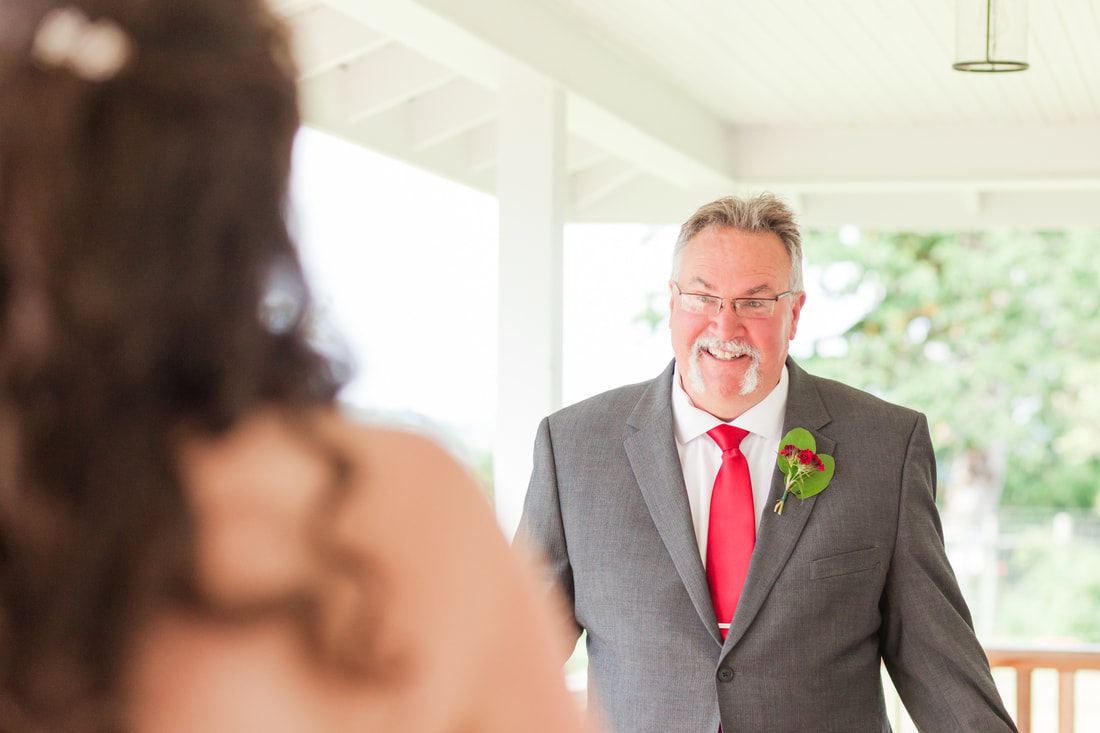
top-left (671, 362), bottom-right (790, 445)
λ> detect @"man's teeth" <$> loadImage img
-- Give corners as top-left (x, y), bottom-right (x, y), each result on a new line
top-left (706, 347), bottom-right (744, 361)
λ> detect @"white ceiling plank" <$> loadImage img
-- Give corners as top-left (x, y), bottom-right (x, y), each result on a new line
top-left (316, 0), bottom-right (501, 90)
top-left (355, 108), bottom-right (497, 192)
top-left (1022, 13), bottom-right (1075, 122)
top-left (465, 122), bottom-right (497, 172)
top-left (1078, 2), bottom-right (1100, 114)
top-left (284, 5), bottom-right (388, 79)
top-left (566, 95), bottom-right (728, 190)
top-left (278, 0), bottom-right (1100, 227)
top-left (570, 159), bottom-right (640, 210)
top-left (299, 72), bottom-right (494, 193)
top-left (339, 45), bottom-right (455, 122)
top-left (570, 173), bottom-right (733, 225)
top-left (390, 0), bottom-right (732, 189)
top-left (792, 0), bottom-right (899, 123)
top-left (558, 0), bottom-right (802, 124)
top-left (709, 0), bottom-right (838, 124)
top-left (296, 64), bottom-right (345, 128)
top-left (309, 0), bottom-right (730, 191)
top-left (865, 2), bottom-right (971, 123)
top-left (1048, 1), bottom-right (1100, 119)
top-left (833, 0), bottom-right (930, 122)
top-left (266, 0), bottom-right (315, 16)
top-left (408, 79), bottom-right (497, 150)
top-left (565, 137), bottom-right (608, 176)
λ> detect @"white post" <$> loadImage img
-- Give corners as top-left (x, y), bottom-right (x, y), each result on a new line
top-left (494, 62), bottom-right (566, 537)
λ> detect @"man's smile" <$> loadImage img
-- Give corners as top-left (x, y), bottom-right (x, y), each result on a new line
top-left (703, 344), bottom-right (750, 361)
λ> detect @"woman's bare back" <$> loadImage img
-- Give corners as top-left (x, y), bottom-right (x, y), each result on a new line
top-left (129, 409), bottom-right (591, 733)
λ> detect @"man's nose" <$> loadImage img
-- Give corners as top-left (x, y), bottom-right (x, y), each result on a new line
top-left (712, 301), bottom-right (745, 336)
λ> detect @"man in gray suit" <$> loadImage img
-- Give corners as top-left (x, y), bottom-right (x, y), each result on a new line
top-left (518, 194), bottom-right (1016, 732)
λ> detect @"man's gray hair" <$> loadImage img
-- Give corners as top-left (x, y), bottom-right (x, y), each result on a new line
top-left (671, 193), bottom-right (803, 292)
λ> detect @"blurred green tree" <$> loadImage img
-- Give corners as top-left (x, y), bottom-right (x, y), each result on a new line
top-left (996, 528), bottom-right (1100, 642)
top-left (799, 229), bottom-right (1100, 527)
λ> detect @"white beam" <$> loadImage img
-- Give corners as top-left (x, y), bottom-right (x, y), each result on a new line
top-left (321, 0), bottom-right (733, 192)
top-left (570, 159), bottom-right (640, 211)
top-left (964, 189), bottom-right (983, 217)
top-left (795, 187), bottom-right (1100, 229)
top-left (570, 173), bottom-right (729, 225)
top-left (565, 137), bottom-right (608, 175)
top-left (284, 4), bottom-right (387, 79)
top-left (297, 72), bottom-right (495, 193)
top-left (571, 174), bottom-right (1100, 229)
top-left (340, 45), bottom-right (453, 122)
top-left (267, 0), bottom-right (314, 15)
top-left (408, 79), bottom-right (497, 150)
top-left (494, 64), bottom-right (566, 536)
top-left (317, 0), bottom-right (501, 86)
top-left (465, 122), bottom-right (496, 172)
top-left (726, 122), bottom-right (1100, 185)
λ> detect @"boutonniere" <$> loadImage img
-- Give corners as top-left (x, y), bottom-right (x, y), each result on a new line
top-left (773, 428), bottom-right (834, 515)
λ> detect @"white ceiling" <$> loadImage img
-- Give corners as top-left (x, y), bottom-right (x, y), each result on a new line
top-left (270, 0), bottom-right (1100, 228)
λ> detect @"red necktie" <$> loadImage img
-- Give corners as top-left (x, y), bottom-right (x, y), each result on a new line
top-left (705, 425), bottom-right (755, 640)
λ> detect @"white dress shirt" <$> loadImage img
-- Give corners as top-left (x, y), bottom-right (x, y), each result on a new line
top-left (671, 364), bottom-right (790, 564)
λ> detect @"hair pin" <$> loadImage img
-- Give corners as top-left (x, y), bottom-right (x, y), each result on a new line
top-left (31, 6), bottom-right (132, 82)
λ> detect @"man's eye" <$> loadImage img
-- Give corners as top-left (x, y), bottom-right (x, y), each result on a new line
top-left (741, 300), bottom-right (766, 309)
top-left (695, 295), bottom-right (718, 304)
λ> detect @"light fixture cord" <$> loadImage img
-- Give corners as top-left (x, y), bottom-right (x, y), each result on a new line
top-left (985, 0), bottom-right (993, 64)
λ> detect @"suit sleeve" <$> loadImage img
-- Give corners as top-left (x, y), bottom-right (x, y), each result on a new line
top-left (515, 416), bottom-right (583, 653)
top-left (879, 413), bottom-right (1017, 731)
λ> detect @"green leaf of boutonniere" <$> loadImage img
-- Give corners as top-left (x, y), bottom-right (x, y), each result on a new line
top-left (774, 427), bottom-right (835, 514)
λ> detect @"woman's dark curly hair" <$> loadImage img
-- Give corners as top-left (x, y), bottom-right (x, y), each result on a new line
top-left (0, 0), bottom-right (361, 729)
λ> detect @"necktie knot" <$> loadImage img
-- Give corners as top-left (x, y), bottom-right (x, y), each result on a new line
top-left (708, 424), bottom-right (748, 455)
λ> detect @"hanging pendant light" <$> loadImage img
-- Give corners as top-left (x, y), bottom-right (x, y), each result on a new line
top-left (953, 0), bottom-right (1029, 72)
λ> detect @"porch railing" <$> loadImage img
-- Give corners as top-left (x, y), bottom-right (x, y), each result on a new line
top-left (985, 644), bottom-right (1100, 733)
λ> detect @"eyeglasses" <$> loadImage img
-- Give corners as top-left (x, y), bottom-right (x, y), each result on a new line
top-left (672, 282), bottom-right (796, 319)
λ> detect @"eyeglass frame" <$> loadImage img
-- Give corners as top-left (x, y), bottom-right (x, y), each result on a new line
top-left (671, 282), bottom-right (798, 319)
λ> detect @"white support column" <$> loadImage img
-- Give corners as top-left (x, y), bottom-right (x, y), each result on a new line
top-left (494, 63), bottom-right (566, 537)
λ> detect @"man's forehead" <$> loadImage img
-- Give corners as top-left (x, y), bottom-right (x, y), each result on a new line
top-left (686, 224), bottom-right (785, 248)
top-left (681, 271), bottom-right (780, 295)
top-left (679, 234), bottom-right (789, 285)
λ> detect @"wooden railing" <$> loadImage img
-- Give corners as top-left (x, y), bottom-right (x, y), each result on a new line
top-left (985, 644), bottom-right (1100, 733)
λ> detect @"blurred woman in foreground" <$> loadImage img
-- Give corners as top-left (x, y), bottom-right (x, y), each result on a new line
top-left (0, 1), bottom-right (592, 731)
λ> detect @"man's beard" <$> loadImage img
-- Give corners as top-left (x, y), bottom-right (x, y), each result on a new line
top-left (685, 336), bottom-right (762, 397)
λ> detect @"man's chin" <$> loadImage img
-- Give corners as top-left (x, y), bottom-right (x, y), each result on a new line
top-left (707, 379), bottom-right (757, 401)
top-left (688, 388), bottom-right (755, 422)
top-left (700, 359), bottom-right (755, 392)
top-left (686, 374), bottom-right (754, 406)
top-left (689, 361), bottom-right (766, 411)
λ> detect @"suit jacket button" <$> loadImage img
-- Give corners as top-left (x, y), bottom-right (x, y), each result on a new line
top-left (717, 666), bottom-right (734, 682)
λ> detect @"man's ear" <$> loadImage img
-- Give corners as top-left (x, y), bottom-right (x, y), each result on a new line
top-left (788, 291), bottom-right (807, 341)
top-left (667, 281), bottom-right (677, 329)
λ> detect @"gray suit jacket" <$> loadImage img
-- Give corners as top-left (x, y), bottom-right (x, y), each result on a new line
top-left (518, 358), bottom-right (1016, 732)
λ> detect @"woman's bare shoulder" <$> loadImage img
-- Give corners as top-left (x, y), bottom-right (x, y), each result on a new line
top-left (143, 407), bottom-right (593, 733)
top-left (314, 411), bottom-right (491, 527)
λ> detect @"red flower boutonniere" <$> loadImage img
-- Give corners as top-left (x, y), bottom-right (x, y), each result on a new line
top-left (773, 428), bottom-right (835, 515)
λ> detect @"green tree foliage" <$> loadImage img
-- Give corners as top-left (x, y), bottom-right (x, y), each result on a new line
top-left (800, 229), bottom-right (1100, 510)
top-left (997, 529), bottom-right (1100, 642)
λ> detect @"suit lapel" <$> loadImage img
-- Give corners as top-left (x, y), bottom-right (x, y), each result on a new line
top-left (624, 362), bottom-right (723, 642)
top-left (724, 359), bottom-right (836, 648)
